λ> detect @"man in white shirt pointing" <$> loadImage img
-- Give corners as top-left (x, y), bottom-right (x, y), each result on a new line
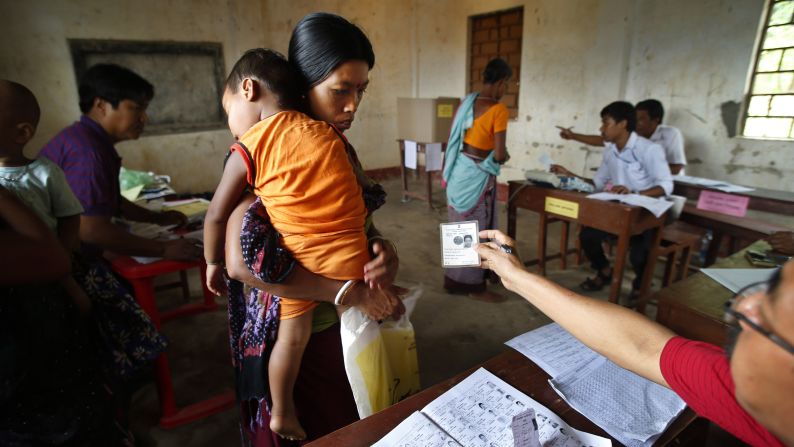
top-left (559, 99), bottom-right (687, 175)
top-left (552, 101), bottom-right (672, 303)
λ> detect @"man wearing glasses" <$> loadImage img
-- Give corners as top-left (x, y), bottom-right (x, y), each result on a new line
top-left (477, 228), bottom-right (792, 447)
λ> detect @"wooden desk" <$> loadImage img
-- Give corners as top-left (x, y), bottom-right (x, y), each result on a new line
top-left (307, 349), bottom-right (701, 447)
top-left (653, 240), bottom-right (770, 346)
top-left (397, 139), bottom-right (445, 209)
top-left (507, 181), bottom-right (666, 304)
top-left (679, 204), bottom-right (792, 266)
top-left (674, 180), bottom-right (794, 216)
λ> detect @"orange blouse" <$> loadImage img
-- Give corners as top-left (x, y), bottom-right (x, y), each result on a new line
top-left (463, 102), bottom-right (509, 151)
top-left (233, 111), bottom-right (368, 320)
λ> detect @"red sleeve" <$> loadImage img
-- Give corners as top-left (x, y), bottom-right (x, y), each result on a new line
top-left (660, 337), bottom-right (784, 447)
top-left (230, 142), bottom-right (255, 186)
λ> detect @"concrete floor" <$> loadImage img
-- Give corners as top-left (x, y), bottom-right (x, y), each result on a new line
top-left (129, 177), bottom-right (728, 446)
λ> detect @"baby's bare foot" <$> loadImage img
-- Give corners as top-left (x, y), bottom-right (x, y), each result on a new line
top-left (270, 413), bottom-right (307, 441)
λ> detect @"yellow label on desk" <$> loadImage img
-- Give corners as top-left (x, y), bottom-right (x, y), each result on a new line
top-left (544, 197), bottom-right (579, 219)
top-left (437, 104), bottom-right (453, 118)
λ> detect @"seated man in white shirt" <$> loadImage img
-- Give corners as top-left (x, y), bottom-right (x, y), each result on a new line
top-left (552, 101), bottom-right (673, 302)
top-left (635, 99), bottom-right (686, 175)
top-left (558, 99), bottom-right (687, 174)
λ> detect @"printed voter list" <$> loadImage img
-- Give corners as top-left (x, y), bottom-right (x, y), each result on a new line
top-left (440, 221), bottom-right (480, 267)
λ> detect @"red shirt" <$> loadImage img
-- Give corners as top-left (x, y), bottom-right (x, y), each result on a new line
top-left (660, 337), bottom-right (784, 447)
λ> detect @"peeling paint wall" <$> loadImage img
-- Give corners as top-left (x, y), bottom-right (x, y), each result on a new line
top-left (7, 1), bottom-right (789, 192)
top-left (625, 0), bottom-right (793, 190)
top-left (0, 0), bottom-right (265, 193)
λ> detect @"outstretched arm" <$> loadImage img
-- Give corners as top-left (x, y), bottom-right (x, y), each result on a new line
top-left (557, 126), bottom-right (605, 146)
top-left (476, 229), bottom-right (675, 386)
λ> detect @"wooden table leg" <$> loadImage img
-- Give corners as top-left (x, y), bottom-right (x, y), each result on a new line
top-left (637, 226), bottom-right (664, 311)
top-left (507, 195), bottom-right (517, 240)
top-left (705, 231), bottom-right (723, 267)
top-left (610, 232), bottom-right (630, 304)
top-left (560, 221), bottom-right (569, 270)
top-left (537, 212), bottom-right (548, 276)
top-left (426, 168), bottom-right (433, 209)
top-left (399, 141), bottom-right (408, 202)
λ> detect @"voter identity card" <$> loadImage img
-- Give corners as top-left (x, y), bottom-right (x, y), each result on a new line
top-left (440, 221), bottom-right (480, 267)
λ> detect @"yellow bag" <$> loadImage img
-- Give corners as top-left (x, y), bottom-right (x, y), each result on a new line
top-left (341, 287), bottom-right (421, 417)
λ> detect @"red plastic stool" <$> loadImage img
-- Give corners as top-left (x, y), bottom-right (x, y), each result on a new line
top-left (110, 257), bottom-right (235, 428)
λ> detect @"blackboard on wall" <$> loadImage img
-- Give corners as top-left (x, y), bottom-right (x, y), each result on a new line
top-left (69, 39), bottom-right (225, 135)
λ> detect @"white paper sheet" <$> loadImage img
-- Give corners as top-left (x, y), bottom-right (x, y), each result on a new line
top-left (538, 153), bottom-right (555, 171)
top-left (505, 323), bottom-right (599, 378)
top-left (550, 357), bottom-right (686, 447)
top-left (404, 140), bottom-right (418, 169)
top-left (372, 412), bottom-right (463, 447)
top-left (701, 268), bottom-right (779, 293)
top-left (508, 324), bottom-right (685, 447)
top-left (426, 143), bottom-right (444, 171)
top-left (675, 175), bottom-right (755, 193)
top-left (586, 192), bottom-right (673, 218)
top-left (512, 409), bottom-right (542, 447)
top-left (423, 368), bottom-right (611, 447)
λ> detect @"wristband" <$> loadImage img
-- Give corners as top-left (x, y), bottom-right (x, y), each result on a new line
top-left (205, 260), bottom-right (224, 266)
top-left (368, 236), bottom-right (398, 259)
top-left (334, 280), bottom-right (358, 305)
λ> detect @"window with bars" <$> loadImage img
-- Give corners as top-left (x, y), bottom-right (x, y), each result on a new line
top-left (743, 0), bottom-right (794, 139)
top-left (469, 7), bottom-right (523, 119)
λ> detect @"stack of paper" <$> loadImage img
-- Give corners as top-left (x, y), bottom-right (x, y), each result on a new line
top-left (374, 368), bottom-right (610, 447)
top-left (506, 324), bottom-right (686, 447)
top-left (162, 198), bottom-right (210, 223)
top-left (587, 192), bottom-right (673, 218)
top-left (701, 268), bottom-right (778, 293)
top-left (676, 175), bottom-right (755, 193)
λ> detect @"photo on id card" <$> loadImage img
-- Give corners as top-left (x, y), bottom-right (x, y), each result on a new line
top-left (439, 221), bottom-right (480, 268)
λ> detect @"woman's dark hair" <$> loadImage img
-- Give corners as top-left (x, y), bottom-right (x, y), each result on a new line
top-left (225, 48), bottom-right (305, 111)
top-left (78, 64), bottom-right (153, 113)
top-left (288, 12), bottom-right (375, 88)
top-left (483, 58), bottom-right (512, 84)
top-left (636, 99), bottom-right (664, 123)
top-left (600, 101), bottom-right (636, 132)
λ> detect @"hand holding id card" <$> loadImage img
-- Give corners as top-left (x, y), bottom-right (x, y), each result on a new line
top-left (440, 221), bottom-right (480, 267)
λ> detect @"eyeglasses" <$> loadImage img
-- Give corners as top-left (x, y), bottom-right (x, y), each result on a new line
top-left (724, 280), bottom-right (794, 356)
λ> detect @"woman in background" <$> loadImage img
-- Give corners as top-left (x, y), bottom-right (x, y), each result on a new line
top-left (443, 58), bottom-right (512, 302)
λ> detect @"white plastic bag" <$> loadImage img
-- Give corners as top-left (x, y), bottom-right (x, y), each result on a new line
top-left (340, 286), bottom-right (422, 418)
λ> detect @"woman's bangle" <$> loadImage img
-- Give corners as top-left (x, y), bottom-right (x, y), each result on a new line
top-left (205, 260), bottom-right (224, 266)
top-left (335, 280), bottom-right (358, 305)
top-left (368, 236), bottom-right (398, 259)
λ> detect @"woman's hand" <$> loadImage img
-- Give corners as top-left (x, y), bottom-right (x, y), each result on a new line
top-left (364, 238), bottom-right (399, 289)
top-left (550, 164), bottom-right (575, 177)
top-left (206, 264), bottom-right (227, 296)
top-left (344, 282), bottom-right (406, 321)
top-left (475, 229), bottom-right (525, 292)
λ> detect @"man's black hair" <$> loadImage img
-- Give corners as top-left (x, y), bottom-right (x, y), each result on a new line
top-left (225, 48), bottom-right (305, 111)
top-left (636, 99), bottom-right (664, 123)
top-left (600, 101), bottom-right (636, 133)
top-left (78, 64), bottom-right (153, 113)
top-left (483, 58), bottom-right (512, 84)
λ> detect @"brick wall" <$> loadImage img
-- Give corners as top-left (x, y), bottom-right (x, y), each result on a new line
top-left (469, 7), bottom-right (523, 119)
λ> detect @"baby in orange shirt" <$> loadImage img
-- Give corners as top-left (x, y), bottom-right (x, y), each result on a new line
top-left (204, 49), bottom-right (369, 440)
